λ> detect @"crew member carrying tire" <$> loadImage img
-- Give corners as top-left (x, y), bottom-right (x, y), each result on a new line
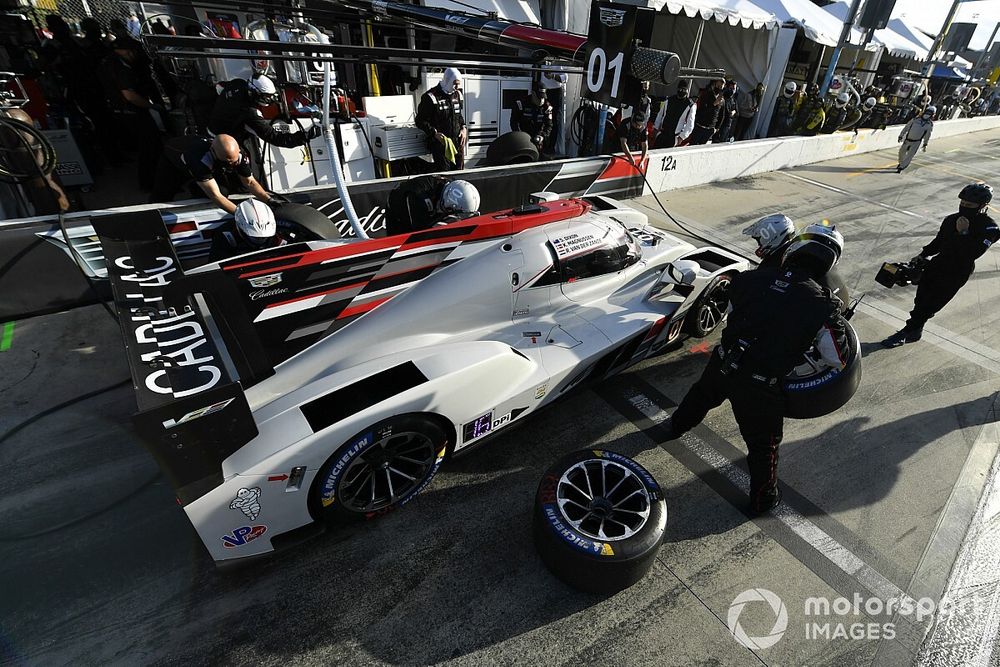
top-left (385, 176), bottom-right (481, 236)
top-left (510, 79), bottom-right (553, 154)
top-left (882, 183), bottom-right (998, 347)
top-left (210, 198), bottom-right (290, 261)
top-left (667, 226), bottom-right (848, 514)
top-left (209, 74), bottom-right (322, 187)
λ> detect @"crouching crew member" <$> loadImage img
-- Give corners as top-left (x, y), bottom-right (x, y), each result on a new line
top-left (385, 177), bottom-right (481, 236)
top-left (883, 183), bottom-right (998, 347)
top-left (668, 226), bottom-right (848, 514)
top-left (210, 198), bottom-right (288, 261)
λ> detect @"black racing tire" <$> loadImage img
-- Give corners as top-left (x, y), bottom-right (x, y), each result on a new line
top-left (685, 273), bottom-right (733, 338)
top-left (485, 131), bottom-right (539, 166)
top-left (273, 201), bottom-right (341, 241)
top-left (783, 322), bottom-right (862, 419)
top-left (533, 449), bottom-right (667, 594)
top-left (311, 414), bottom-right (448, 523)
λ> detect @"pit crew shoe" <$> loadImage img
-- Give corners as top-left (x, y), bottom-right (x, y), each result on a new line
top-left (881, 328), bottom-right (922, 348)
top-left (749, 488), bottom-right (782, 515)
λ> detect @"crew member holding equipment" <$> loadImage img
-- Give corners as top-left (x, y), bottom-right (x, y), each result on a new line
top-left (882, 183), bottom-right (998, 347)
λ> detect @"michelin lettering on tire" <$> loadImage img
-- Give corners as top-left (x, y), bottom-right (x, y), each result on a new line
top-left (320, 431), bottom-right (374, 508)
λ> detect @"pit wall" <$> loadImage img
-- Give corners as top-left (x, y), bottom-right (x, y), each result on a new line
top-left (3, 115), bottom-right (1000, 320)
top-left (641, 115), bottom-right (1000, 194)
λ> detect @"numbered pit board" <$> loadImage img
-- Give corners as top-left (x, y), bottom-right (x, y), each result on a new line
top-left (583, 2), bottom-right (655, 111)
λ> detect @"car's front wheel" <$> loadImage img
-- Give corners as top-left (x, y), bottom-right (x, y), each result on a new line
top-left (686, 273), bottom-right (733, 338)
top-left (312, 414), bottom-right (448, 522)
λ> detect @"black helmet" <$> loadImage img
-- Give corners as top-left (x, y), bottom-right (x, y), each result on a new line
top-left (959, 183), bottom-right (993, 206)
top-left (807, 82), bottom-right (820, 96)
top-left (782, 223), bottom-right (844, 275)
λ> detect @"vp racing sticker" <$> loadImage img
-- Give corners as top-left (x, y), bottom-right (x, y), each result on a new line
top-left (221, 525), bottom-right (267, 548)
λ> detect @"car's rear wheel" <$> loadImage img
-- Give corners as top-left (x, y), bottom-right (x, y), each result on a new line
top-left (686, 273), bottom-right (732, 338)
top-left (312, 414), bottom-right (448, 522)
top-left (533, 449), bottom-right (667, 594)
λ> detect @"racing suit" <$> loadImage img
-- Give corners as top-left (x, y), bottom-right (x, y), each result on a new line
top-left (510, 96), bottom-right (553, 151)
top-left (820, 105), bottom-right (849, 134)
top-left (670, 266), bottom-right (847, 511)
top-left (416, 84), bottom-right (466, 170)
top-left (385, 174), bottom-right (453, 236)
top-left (209, 229), bottom-right (288, 262)
top-left (902, 210), bottom-right (1000, 334)
top-left (768, 95), bottom-right (798, 137)
top-left (793, 94), bottom-right (825, 136)
top-left (208, 79), bottom-right (318, 186)
top-left (897, 116), bottom-right (933, 171)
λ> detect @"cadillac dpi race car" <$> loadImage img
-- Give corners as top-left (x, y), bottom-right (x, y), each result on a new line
top-left (95, 196), bottom-right (750, 564)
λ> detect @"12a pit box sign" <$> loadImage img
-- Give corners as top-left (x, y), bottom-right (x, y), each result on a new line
top-left (583, 1), bottom-right (638, 107)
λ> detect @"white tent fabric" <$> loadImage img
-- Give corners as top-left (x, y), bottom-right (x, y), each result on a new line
top-left (652, 0), bottom-right (778, 30)
top-left (821, 1), bottom-right (927, 59)
top-left (887, 17), bottom-right (972, 67)
top-left (748, 0), bottom-right (875, 49)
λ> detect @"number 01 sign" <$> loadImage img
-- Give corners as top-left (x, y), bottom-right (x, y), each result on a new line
top-left (583, 1), bottom-right (638, 106)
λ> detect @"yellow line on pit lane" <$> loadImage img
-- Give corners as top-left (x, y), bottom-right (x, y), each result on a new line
top-left (846, 161), bottom-right (899, 179)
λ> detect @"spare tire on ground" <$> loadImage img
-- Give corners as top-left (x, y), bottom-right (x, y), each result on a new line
top-left (783, 321), bottom-right (861, 419)
top-left (533, 449), bottom-right (667, 594)
top-left (485, 131), bottom-right (539, 167)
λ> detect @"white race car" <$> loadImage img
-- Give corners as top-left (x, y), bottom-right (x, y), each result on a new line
top-left (95, 196), bottom-right (749, 563)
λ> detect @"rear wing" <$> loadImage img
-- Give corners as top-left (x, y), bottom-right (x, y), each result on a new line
top-left (94, 210), bottom-right (274, 504)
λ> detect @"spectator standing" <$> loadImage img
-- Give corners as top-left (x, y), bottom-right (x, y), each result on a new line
top-left (654, 80), bottom-right (695, 148)
top-left (716, 79), bottom-right (738, 142)
top-left (735, 82), bottom-right (764, 140)
top-left (689, 79), bottom-right (724, 145)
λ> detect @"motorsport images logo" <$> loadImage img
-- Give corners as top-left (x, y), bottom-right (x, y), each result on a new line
top-left (727, 588), bottom-right (789, 650)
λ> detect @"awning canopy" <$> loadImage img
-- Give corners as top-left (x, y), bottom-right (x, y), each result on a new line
top-left (821, 1), bottom-right (927, 59)
top-left (746, 0), bottom-right (873, 48)
top-left (655, 0), bottom-right (778, 30)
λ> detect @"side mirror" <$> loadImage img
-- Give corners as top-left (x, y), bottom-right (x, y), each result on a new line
top-left (666, 259), bottom-right (698, 285)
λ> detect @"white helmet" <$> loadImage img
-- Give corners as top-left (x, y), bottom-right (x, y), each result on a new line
top-left (781, 223), bottom-right (844, 274)
top-left (249, 74), bottom-right (278, 104)
top-left (743, 214), bottom-right (795, 259)
top-left (921, 95), bottom-right (932, 105)
top-left (235, 199), bottom-right (277, 246)
top-left (863, 97), bottom-right (876, 110)
top-left (439, 180), bottom-right (480, 217)
top-left (835, 92), bottom-right (850, 108)
top-left (783, 81), bottom-right (797, 97)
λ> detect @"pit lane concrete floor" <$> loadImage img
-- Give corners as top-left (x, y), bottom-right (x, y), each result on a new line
top-left (1, 128), bottom-right (999, 666)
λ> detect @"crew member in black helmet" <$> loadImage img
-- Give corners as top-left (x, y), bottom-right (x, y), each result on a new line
top-left (510, 79), bottom-right (554, 153)
top-left (883, 183), bottom-right (999, 347)
top-left (668, 225), bottom-right (848, 514)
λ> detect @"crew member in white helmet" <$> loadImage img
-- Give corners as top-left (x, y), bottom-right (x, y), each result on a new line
top-left (897, 105), bottom-right (935, 173)
top-left (416, 67), bottom-right (467, 170)
top-left (210, 198), bottom-right (289, 261)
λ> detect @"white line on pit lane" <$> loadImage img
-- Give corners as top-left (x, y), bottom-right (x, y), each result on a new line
top-left (859, 298), bottom-right (1000, 375)
top-left (780, 172), bottom-right (933, 222)
top-left (623, 387), bottom-right (919, 607)
top-left (917, 419), bottom-right (1000, 667)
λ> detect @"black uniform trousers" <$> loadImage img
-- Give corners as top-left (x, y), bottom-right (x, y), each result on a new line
top-left (905, 261), bottom-right (972, 331)
top-left (671, 347), bottom-right (785, 508)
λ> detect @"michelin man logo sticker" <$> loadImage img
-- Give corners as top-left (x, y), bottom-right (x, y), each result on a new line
top-left (230, 487), bottom-right (262, 521)
top-left (727, 588), bottom-right (788, 650)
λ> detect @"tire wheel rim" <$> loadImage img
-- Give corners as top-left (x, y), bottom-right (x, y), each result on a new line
top-left (556, 459), bottom-right (651, 541)
top-left (698, 279), bottom-right (731, 333)
top-left (337, 430), bottom-right (437, 513)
